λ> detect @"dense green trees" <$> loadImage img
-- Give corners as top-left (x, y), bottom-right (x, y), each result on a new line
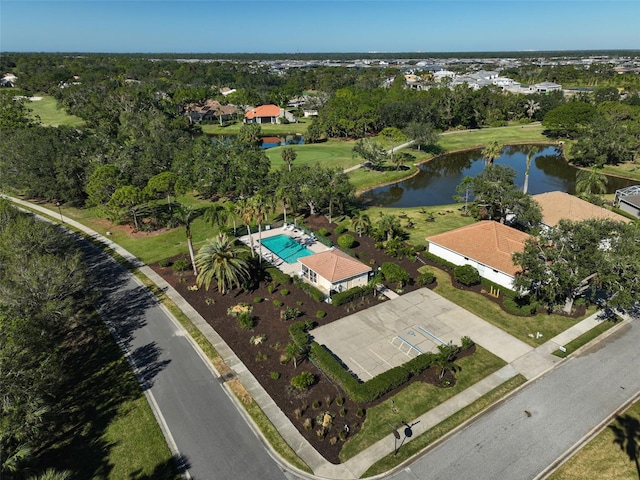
top-left (0, 201), bottom-right (92, 478)
top-left (513, 219), bottom-right (640, 312)
top-left (455, 164), bottom-right (542, 227)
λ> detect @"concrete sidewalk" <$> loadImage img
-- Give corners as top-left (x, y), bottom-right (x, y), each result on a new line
top-left (6, 196), bottom-right (622, 480)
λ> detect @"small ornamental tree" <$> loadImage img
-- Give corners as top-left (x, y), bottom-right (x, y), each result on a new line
top-left (291, 371), bottom-right (316, 391)
top-left (380, 262), bottom-right (410, 286)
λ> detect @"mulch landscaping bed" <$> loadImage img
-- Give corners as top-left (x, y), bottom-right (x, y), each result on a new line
top-left (149, 214), bottom-right (475, 463)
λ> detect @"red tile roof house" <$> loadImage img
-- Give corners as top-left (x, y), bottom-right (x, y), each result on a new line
top-left (299, 248), bottom-right (372, 296)
top-left (533, 191), bottom-right (630, 228)
top-left (244, 104), bottom-right (285, 124)
top-left (426, 221), bottom-right (531, 290)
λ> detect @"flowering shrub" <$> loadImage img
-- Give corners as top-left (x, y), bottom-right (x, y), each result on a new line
top-left (227, 303), bottom-right (253, 317)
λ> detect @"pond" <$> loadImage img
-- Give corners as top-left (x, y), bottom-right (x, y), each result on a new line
top-left (359, 144), bottom-right (634, 208)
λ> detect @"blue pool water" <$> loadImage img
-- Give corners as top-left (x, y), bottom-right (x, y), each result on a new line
top-left (261, 234), bottom-right (313, 264)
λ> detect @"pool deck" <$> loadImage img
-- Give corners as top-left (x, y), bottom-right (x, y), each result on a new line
top-left (237, 225), bottom-right (331, 277)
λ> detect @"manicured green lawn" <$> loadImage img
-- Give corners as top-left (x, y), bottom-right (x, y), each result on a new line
top-left (427, 267), bottom-right (596, 347)
top-left (362, 374), bottom-right (527, 477)
top-left (438, 123), bottom-right (548, 152)
top-left (362, 205), bottom-right (475, 248)
top-left (339, 345), bottom-right (506, 462)
top-left (265, 139), bottom-right (359, 171)
top-left (549, 399), bottom-right (640, 480)
top-left (552, 319), bottom-right (617, 357)
top-left (28, 95), bottom-right (85, 127)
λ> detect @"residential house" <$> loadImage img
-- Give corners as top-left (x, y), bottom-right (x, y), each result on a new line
top-left (533, 191), bottom-right (630, 228)
top-left (185, 100), bottom-right (238, 125)
top-left (426, 221), bottom-right (531, 290)
top-left (299, 248), bottom-right (372, 296)
top-left (244, 104), bottom-right (296, 124)
top-left (529, 81), bottom-right (562, 94)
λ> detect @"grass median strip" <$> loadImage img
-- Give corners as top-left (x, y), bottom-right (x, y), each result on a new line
top-left (552, 319), bottom-right (617, 358)
top-left (362, 374), bottom-right (527, 477)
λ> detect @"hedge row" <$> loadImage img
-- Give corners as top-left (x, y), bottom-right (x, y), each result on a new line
top-left (289, 321), bottom-right (311, 349)
top-left (294, 278), bottom-right (325, 303)
top-left (422, 250), bottom-right (457, 271)
top-left (310, 342), bottom-right (448, 404)
top-left (331, 284), bottom-right (376, 307)
top-left (265, 266), bottom-right (292, 287)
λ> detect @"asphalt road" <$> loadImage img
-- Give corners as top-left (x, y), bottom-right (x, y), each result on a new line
top-left (80, 240), bottom-right (289, 480)
top-left (389, 318), bottom-right (640, 480)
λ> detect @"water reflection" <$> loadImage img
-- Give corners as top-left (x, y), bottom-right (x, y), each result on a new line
top-left (359, 145), bottom-right (633, 207)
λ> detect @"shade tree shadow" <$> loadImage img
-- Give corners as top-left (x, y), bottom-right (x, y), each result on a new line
top-left (129, 341), bottom-right (171, 390)
top-left (609, 413), bottom-right (640, 479)
top-left (128, 454), bottom-right (190, 480)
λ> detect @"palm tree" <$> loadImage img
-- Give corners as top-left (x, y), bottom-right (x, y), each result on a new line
top-left (433, 344), bottom-right (461, 380)
top-left (250, 194), bottom-right (270, 264)
top-left (195, 233), bottom-right (250, 294)
top-left (173, 205), bottom-right (200, 276)
top-left (236, 198), bottom-right (255, 256)
top-left (576, 166), bottom-right (608, 197)
top-left (351, 211), bottom-right (371, 237)
top-left (522, 145), bottom-right (540, 194)
top-left (275, 184), bottom-right (294, 226)
top-left (29, 470), bottom-right (72, 480)
top-left (526, 99), bottom-right (540, 120)
top-left (481, 140), bottom-right (503, 166)
top-left (281, 146), bottom-right (298, 172)
top-left (224, 200), bottom-right (238, 235)
top-left (203, 203), bottom-right (228, 232)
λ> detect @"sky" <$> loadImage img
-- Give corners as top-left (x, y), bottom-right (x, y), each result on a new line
top-left (1, 0), bottom-right (639, 54)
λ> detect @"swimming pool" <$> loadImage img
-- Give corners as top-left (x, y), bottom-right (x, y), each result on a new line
top-left (261, 234), bottom-right (313, 264)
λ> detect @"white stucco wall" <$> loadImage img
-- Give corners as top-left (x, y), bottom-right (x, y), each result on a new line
top-left (428, 243), bottom-right (516, 290)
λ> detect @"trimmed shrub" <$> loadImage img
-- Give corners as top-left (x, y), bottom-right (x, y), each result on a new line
top-left (280, 307), bottom-right (301, 321)
top-left (316, 310), bottom-right (326, 318)
top-left (337, 234), bottom-right (355, 249)
top-left (273, 299), bottom-right (284, 307)
top-left (454, 264), bottom-right (481, 286)
top-left (238, 312), bottom-right (255, 330)
top-left (290, 371), bottom-right (316, 391)
top-left (380, 262), bottom-right (410, 286)
top-left (270, 371), bottom-right (281, 380)
top-left (317, 227), bottom-right (329, 237)
top-left (461, 336), bottom-right (475, 349)
top-left (158, 259), bottom-right (172, 267)
top-left (253, 296), bottom-right (263, 303)
top-left (417, 270), bottom-right (436, 286)
top-left (280, 289), bottom-right (290, 296)
top-left (172, 258), bottom-right (190, 273)
top-left (333, 224), bottom-right (347, 235)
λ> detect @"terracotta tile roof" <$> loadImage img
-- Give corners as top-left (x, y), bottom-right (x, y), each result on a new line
top-left (533, 191), bottom-right (629, 227)
top-left (299, 248), bottom-right (371, 283)
top-left (427, 221), bottom-right (530, 276)
top-left (245, 104), bottom-right (281, 119)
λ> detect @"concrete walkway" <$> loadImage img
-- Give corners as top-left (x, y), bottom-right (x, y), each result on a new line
top-left (4, 195), bottom-right (622, 480)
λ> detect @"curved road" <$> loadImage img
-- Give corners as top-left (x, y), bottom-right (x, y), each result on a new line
top-left (80, 239), bottom-right (290, 480)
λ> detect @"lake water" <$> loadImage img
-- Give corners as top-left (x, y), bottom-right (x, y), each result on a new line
top-left (359, 145), bottom-right (634, 208)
